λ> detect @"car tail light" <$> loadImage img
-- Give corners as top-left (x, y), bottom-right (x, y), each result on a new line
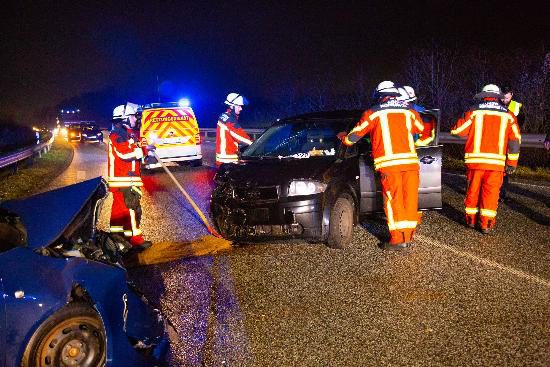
top-left (195, 133), bottom-right (201, 145)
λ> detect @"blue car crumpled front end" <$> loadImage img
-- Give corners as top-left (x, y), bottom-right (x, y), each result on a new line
top-left (0, 177), bottom-right (167, 366)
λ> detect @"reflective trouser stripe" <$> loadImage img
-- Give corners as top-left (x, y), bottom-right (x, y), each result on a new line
top-left (381, 170), bottom-right (420, 244)
top-left (110, 190), bottom-right (142, 238)
top-left (465, 169), bottom-right (503, 229)
top-left (480, 208), bottom-right (497, 218)
top-left (465, 207), bottom-right (479, 215)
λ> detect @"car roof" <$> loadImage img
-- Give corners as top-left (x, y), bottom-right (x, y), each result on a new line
top-left (283, 109), bottom-right (364, 123)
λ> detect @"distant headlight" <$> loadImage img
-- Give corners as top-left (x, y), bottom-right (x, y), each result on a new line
top-left (288, 180), bottom-right (327, 196)
top-left (97, 133), bottom-right (102, 137)
top-left (82, 133), bottom-right (87, 137)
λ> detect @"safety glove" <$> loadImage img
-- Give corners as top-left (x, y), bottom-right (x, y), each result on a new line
top-left (336, 131), bottom-right (347, 143)
top-left (505, 165), bottom-right (516, 175)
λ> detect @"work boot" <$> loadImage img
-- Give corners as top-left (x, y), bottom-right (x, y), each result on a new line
top-left (130, 235), bottom-right (153, 250)
top-left (480, 227), bottom-right (492, 235)
top-left (380, 242), bottom-right (411, 251)
top-left (465, 214), bottom-right (477, 229)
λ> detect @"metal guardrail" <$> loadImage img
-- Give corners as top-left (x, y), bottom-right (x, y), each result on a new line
top-left (200, 128), bottom-right (265, 141)
top-left (201, 128), bottom-right (545, 149)
top-left (0, 134), bottom-right (55, 170)
top-left (439, 132), bottom-right (544, 148)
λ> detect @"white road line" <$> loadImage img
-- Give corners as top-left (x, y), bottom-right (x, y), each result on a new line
top-left (443, 171), bottom-right (549, 189)
top-left (416, 234), bottom-right (550, 289)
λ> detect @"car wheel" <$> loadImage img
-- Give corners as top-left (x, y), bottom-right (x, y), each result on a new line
top-left (21, 303), bottom-right (106, 367)
top-left (327, 195), bottom-right (354, 249)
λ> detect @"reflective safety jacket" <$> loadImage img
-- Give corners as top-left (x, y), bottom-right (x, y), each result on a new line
top-left (507, 99), bottom-right (525, 128)
top-left (343, 99), bottom-right (425, 171)
top-left (507, 100), bottom-right (522, 116)
top-left (451, 98), bottom-right (521, 171)
top-left (215, 108), bottom-right (252, 165)
top-left (108, 124), bottom-right (144, 188)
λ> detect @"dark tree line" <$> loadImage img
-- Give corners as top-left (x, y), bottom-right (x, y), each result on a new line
top-left (249, 46), bottom-right (550, 133)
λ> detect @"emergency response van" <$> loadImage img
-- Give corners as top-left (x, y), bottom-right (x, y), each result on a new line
top-left (140, 102), bottom-right (202, 169)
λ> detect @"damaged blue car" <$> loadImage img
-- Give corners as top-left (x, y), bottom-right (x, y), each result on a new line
top-left (0, 177), bottom-right (166, 366)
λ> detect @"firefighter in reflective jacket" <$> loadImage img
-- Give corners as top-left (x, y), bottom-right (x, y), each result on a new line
top-left (108, 103), bottom-right (152, 249)
top-left (499, 85), bottom-right (525, 201)
top-left (341, 81), bottom-right (425, 251)
top-left (215, 93), bottom-right (253, 166)
top-left (451, 84), bottom-right (521, 234)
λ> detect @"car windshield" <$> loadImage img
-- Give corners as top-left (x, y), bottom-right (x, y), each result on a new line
top-left (83, 126), bottom-right (99, 132)
top-left (242, 120), bottom-right (350, 159)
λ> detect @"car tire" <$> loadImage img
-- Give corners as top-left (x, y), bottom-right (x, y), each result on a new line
top-left (327, 195), bottom-right (354, 249)
top-left (21, 303), bottom-right (107, 367)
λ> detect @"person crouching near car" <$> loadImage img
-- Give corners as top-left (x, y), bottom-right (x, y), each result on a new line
top-left (107, 103), bottom-right (152, 249)
top-left (339, 81), bottom-right (425, 251)
top-left (451, 84), bottom-right (521, 234)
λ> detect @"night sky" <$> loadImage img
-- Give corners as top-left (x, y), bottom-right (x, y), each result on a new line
top-left (0, 1), bottom-right (547, 125)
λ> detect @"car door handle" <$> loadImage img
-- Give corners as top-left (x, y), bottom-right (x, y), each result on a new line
top-left (420, 155), bottom-right (435, 164)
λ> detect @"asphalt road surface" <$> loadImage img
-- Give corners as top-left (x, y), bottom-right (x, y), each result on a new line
top-left (47, 140), bottom-right (550, 366)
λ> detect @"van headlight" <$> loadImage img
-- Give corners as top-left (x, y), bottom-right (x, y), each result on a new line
top-left (288, 180), bottom-right (327, 196)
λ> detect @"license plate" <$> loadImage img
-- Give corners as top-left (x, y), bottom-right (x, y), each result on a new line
top-left (160, 136), bottom-right (191, 145)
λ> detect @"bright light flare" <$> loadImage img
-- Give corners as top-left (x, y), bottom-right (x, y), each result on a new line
top-left (178, 98), bottom-right (190, 107)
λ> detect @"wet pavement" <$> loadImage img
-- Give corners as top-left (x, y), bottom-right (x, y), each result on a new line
top-left (49, 141), bottom-right (550, 366)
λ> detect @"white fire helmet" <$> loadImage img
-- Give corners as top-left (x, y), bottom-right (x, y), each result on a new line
top-left (397, 87), bottom-right (408, 101)
top-left (112, 105), bottom-right (126, 120)
top-left (124, 102), bottom-right (139, 118)
top-left (375, 81), bottom-right (400, 96)
top-left (475, 84), bottom-right (503, 99)
top-left (224, 93), bottom-right (249, 107)
top-left (403, 86), bottom-right (417, 102)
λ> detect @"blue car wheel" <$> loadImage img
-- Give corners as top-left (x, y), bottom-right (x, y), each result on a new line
top-left (21, 303), bottom-right (106, 367)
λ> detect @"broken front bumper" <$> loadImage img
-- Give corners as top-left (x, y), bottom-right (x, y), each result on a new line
top-left (210, 186), bottom-right (323, 241)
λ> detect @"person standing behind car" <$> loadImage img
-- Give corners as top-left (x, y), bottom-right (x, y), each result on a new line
top-left (499, 85), bottom-right (525, 201)
top-left (398, 86), bottom-right (436, 147)
top-left (215, 93), bottom-right (253, 166)
top-left (340, 81), bottom-right (425, 251)
top-left (451, 84), bottom-right (521, 234)
top-left (107, 103), bottom-right (152, 249)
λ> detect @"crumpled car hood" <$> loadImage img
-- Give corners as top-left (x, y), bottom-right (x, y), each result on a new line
top-left (0, 177), bottom-right (105, 250)
top-left (218, 158), bottom-right (335, 186)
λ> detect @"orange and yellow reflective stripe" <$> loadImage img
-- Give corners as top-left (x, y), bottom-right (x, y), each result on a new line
top-left (480, 208), bottom-right (497, 218)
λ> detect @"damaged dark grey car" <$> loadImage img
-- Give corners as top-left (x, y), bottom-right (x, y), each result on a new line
top-left (210, 110), bottom-right (442, 248)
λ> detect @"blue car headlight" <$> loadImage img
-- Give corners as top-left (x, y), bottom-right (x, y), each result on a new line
top-left (287, 180), bottom-right (327, 196)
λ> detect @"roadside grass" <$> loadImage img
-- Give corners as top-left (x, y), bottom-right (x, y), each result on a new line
top-left (443, 144), bottom-right (550, 181)
top-left (0, 139), bottom-right (73, 201)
